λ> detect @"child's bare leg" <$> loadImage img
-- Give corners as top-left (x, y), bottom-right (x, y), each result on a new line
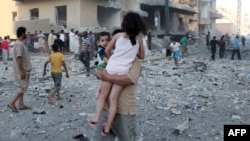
top-left (103, 84), bottom-right (123, 133)
top-left (91, 80), bottom-right (112, 123)
top-left (175, 59), bottom-right (178, 68)
top-left (95, 82), bottom-right (102, 99)
top-left (56, 90), bottom-right (61, 100)
top-left (47, 89), bottom-right (57, 104)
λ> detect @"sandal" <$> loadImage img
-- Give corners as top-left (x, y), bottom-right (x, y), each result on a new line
top-left (19, 105), bottom-right (32, 110)
top-left (101, 124), bottom-right (109, 136)
top-left (89, 120), bottom-right (98, 128)
top-left (7, 104), bottom-right (19, 113)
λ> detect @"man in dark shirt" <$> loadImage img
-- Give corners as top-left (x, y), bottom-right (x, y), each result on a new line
top-left (210, 36), bottom-right (218, 61)
top-left (54, 34), bottom-right (64, 53)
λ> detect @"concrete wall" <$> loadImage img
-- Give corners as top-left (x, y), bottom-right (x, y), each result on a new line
top-left (80, 0), bottom-right (122, 28)
top-left (14, 19), bottom-right (61, 34)
top-left (0, 1), bottom-right (17, 38)
top-left (15, 0), bottom-right (81, 32)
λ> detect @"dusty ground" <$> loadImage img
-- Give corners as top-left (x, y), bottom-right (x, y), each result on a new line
top-left (1, 42), bottom-right (250, 141)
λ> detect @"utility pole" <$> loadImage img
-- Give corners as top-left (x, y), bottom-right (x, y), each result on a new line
top-left (165, 0), bottom-right (169, 34)
top-left (237, 0), bottom-right (241, 35)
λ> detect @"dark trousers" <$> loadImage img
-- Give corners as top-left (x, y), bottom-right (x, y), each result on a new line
top-left (219, 46), bottom-right (225, 58)
top-left (166, 49), bottom-right (172, 56)
top-left (231, 49), bottom-right (241, 60)
top-left (211, 47), bottom-right (216, 60)
top-left (148, 40), bottom-right (151, 50)
top-left (79, 52), bottom-right (90, 72)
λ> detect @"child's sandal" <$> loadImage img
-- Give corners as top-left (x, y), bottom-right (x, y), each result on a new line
top-left (89, 120), bottom-right (98, 128)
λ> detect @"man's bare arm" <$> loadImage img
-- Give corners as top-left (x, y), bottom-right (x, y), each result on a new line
top-left (97, 70), bottom-right (134, 85)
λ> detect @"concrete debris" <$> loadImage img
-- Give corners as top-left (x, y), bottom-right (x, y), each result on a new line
top-left (171, 108), bottom-right (182, 115)
top-left (231, 115), bottom-right (241, 120)
top-left (1, 43), bottom-right (250, 141)
top-left (173, 118), bottom-right (189, 135)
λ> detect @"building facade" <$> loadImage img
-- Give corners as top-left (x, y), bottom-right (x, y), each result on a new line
top-left (0, 1), bottom-right (17, 38)
top-left (13, 0), bottom-right (144, 33)
top-left (13, 0), bottom-right (204, 35)
top-left (12, 0), bottom-right (223, 36)
top-left (199, 0), bottom-right (223, 35)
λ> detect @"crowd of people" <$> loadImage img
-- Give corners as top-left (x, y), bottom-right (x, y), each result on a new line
top-left (206, 32), bottom-right (244, 61)
top-left (160, 31), bottom-right (249, 69)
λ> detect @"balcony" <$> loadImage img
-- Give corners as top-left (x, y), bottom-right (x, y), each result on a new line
top-left (201, 0), bottom-right (210, 3)
top-left (210, 11), bottom-right (223, 19)
top-left (199, 18), bottom-right (210, 25)
top-left (141, 0), bottom-right (198, 15)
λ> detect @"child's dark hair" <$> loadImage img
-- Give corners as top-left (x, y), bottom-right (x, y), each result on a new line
top-left (112, 29), bottom-right (123, 36)
top-left (52, 44), bottom-right (59, 52)
top-left (97, 31), bottom-right (110, 41)
top-left (121, 12), bottom-right (147, 45)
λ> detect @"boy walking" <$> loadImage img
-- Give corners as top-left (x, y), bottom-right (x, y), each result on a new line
top-left (43, 44), bottom-right (69, 104)
top-left (170, 38), bottom-right (180, 69)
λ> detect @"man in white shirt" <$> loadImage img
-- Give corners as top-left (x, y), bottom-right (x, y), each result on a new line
top-left (37, 30), bottom-right (46, 53)
top-left (59, 30), bottom-right (65, 53)
top-left (69, 28), bottom-right (75, 53)
top-left (154, 15), bottom-right (159, 32)
top-left (48, 30), bottom-right (55, 54)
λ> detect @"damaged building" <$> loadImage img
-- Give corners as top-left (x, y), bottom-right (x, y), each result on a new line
top-left (12, 0), bottom-right (221, 35)
top-left (13, 0), bottom-right (146, 33)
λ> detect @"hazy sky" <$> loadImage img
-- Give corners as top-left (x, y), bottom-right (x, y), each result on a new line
top-left (217, 0), bottom-right (250, 12)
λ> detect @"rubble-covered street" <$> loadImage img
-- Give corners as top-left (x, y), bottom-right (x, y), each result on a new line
top-left (1, 43), bottom-right (250, 141)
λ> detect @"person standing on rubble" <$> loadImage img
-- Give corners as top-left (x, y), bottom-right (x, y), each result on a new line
top-left (43, 44), bottom-right (69, 104)
top-left (147, 30), bottom-right (152, 50)
top-left (206, 32), bottom-right (210, 50)
top-left (231, 35), bottom-right (241, 60)
top-left (79, 31), bottom-right (91, 77)
top-left (69, 28), bottom-right (75, 53)
top-left (162, 33), bottom-right (172, 60)
top-left (1, 36), bottom-right (9, 65)
top-left (8, 27), bottom-right (32, 112)
top-left (218, 35), bottom-right (226, 58)
top-left (180, 33), bottom-right (188, 58)
top-left (209, 36), bottom-right (218, 61)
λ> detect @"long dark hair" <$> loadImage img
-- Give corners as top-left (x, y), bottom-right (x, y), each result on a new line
top-left (220, 35), bottom-right (224, 41)
top-left (121, 12), bottom-right (147, 45)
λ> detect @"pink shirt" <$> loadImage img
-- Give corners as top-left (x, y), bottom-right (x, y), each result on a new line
top-left (1, 40), bottom-right (8, 50)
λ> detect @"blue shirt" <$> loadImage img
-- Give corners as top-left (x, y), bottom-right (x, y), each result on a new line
top-left (233, 38), bottom-right (240, 49)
